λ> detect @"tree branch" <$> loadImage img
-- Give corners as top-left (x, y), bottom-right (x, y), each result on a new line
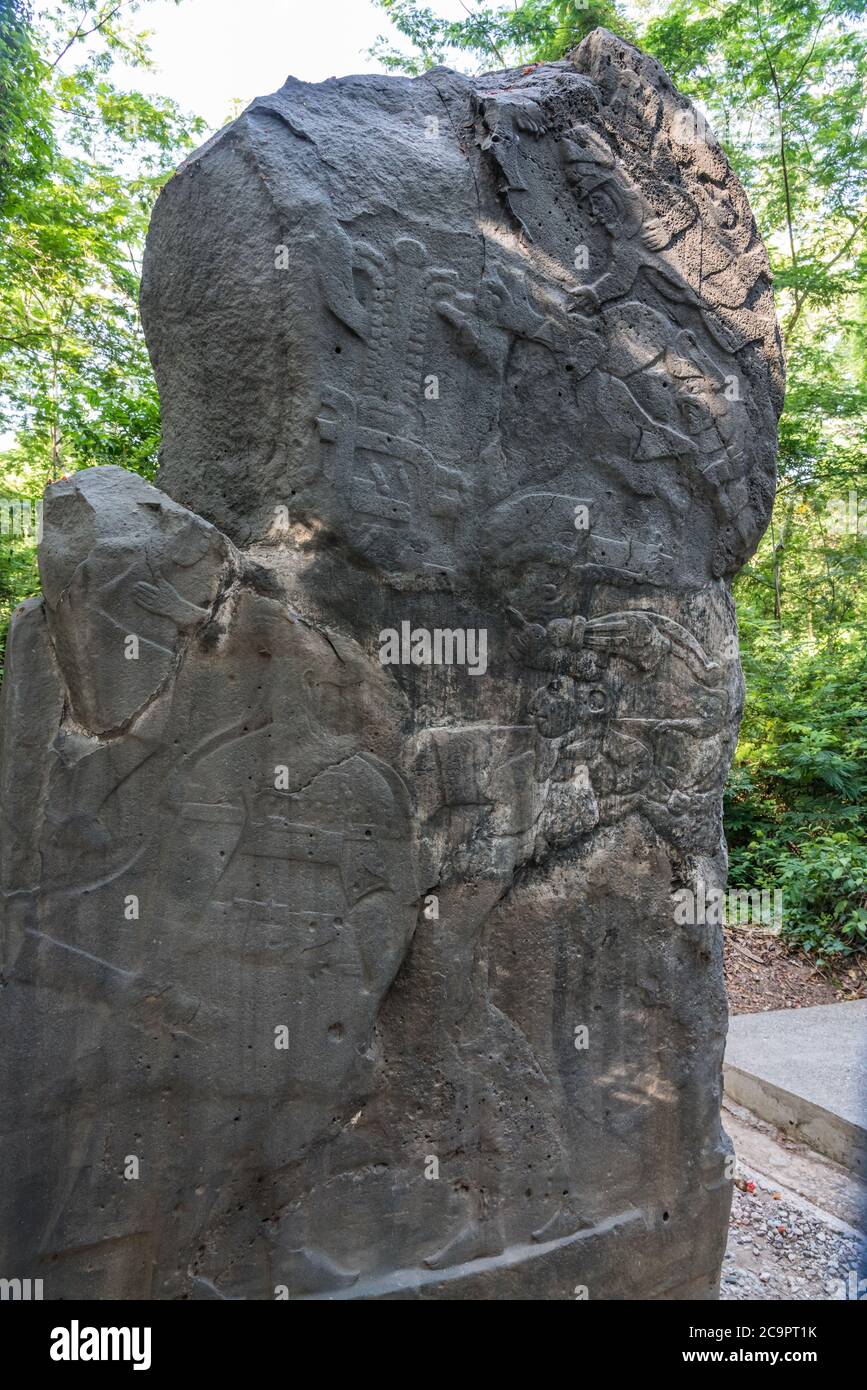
top-left (51, 2), bottom-right (127, 69)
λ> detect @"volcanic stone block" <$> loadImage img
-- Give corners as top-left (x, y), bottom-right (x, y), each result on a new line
top-left (0, 28), bottom-right (782, 1299)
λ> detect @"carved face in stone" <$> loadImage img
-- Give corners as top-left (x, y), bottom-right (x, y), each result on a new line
top-left (528, 675), bottom-right (609, 740)
top-left (587, 185), bottom-right (620, 235)
top-left (677, 382), bottom-right (713, 436)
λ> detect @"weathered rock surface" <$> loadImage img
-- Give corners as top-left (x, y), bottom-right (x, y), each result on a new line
top-left (0, 29), bottom-right (782, 1299)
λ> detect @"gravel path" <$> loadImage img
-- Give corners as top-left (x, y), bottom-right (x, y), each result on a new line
top-left (721, 1166), bottom-right (864, 1300)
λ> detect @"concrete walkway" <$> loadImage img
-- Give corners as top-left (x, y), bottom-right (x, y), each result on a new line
top-left (724, 1000), bottom-right (867, 1177)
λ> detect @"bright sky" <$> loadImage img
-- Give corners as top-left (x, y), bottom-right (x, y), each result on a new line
top-left (112, 0), bottom-right (472, 131)
top-left (50, 1), bottom-right (657, 131)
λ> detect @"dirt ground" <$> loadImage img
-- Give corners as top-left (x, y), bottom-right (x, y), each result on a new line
top-left (724, 928), bottom-right (867, 1015)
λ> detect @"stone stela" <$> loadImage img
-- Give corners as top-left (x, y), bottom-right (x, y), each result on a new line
top-left (0, 28), bottom-right (782, 1300)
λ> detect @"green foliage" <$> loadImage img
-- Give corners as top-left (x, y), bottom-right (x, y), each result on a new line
top-left (0, 2), bottom-right (204, 484)
top-left (729, 827), bottom-right (867, 959)
top-left (369, 0), bottom-right (636, 73)
top-left (0, 1), bottom-right (53, 219)
top-left (635, 0), bottom-right (867, 961)
top-left (726, 507), bottom-right (867, 960)
top-left (641, 0), bottom-right (867, 344)
top-left (0, 1), bottom-right (203, 676)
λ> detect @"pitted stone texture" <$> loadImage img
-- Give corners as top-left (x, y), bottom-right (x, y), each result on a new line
top-left (38, 467), bottom-right (232, 734)
top-left (142, 29), bottom-right (781, 590)
top-left (0, 29), bottom-right (782, 1299)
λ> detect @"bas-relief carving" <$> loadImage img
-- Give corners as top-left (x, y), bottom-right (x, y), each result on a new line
top-left (222, 60), bottom-right (770, 591)
top-left (413, 605), bottom-right (736, 877)
top-left (0, 30), bottom-right (781, 1300)
top-left (296, 165), bottom-right (763, 587)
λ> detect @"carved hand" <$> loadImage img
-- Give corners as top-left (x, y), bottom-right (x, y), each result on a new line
top-left (132, 576), bottom-right (210, 630)
top-left (583, 612), bottom-right (669, 669)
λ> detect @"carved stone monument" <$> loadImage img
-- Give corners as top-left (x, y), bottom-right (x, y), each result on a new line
top-left (0, 30), bottom-right (782, 1298)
